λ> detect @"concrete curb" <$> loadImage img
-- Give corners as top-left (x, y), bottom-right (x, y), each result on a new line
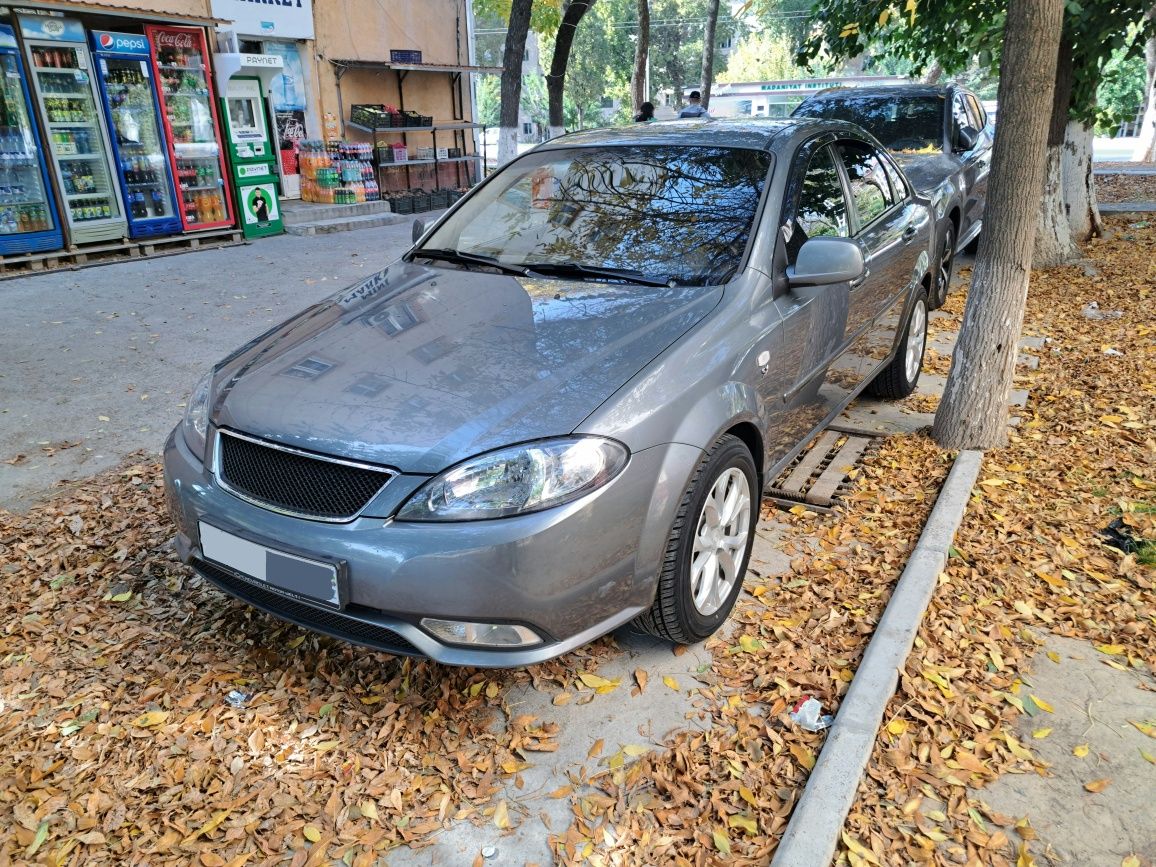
top-left (770, 449), bottom-right (985, 867)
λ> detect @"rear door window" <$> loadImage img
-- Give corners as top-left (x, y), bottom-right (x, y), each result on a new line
top-left (784, 145), bottom-right (848, 265)
top-left (836, 140), bottom-right (895, 228)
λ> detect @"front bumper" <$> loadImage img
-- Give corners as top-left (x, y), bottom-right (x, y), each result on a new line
top-left (163, 427), bottom-right (701, 667)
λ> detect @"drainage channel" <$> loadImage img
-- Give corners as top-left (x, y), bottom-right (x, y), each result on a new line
top-left (765, 427), bottom-right (881, 511)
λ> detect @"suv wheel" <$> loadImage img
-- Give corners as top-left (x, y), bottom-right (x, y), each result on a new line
top-left (866, 287), bottom-right (928, 399)
top-left (929, 222), bottom-right (955, 309)
top-left (636, 434), bottom-right (757, 645)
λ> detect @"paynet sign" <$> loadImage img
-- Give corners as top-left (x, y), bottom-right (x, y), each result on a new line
top-left (210, 0), bottom-right (314, 40)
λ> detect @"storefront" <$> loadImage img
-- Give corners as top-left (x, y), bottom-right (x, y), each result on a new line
top-left (209, 0), bottom-right (316, 198)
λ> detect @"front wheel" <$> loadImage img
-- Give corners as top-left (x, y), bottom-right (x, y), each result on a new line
top-left (866, 288), bottom-right (928, 399)
top-left (929, 222), bottom-right (955, 310)
top-left (635, 435), bottom-right (757, 645)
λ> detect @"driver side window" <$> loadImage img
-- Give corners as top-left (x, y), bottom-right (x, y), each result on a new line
top-left (785, 145), bottom-right (848, 266)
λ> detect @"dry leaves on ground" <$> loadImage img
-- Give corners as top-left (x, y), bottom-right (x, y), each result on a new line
top-left (841, 216), bottom-right (1155, 866)
top-left (1095, 173), bottom-right (1156, 205)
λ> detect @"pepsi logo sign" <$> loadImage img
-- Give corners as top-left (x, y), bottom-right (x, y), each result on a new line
top-left (98, 33), bottom-right (113, 48)
top-left (92, 31), bottom-right (149, 53)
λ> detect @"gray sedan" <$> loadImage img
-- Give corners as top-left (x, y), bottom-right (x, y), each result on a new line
top-left (163, 118), bottom-right (934, 667)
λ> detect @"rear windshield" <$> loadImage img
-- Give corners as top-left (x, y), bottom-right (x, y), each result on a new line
top-left (419, 145), bottom-right (771, 286)
top-left (796, 94), bottom-right (945, 153)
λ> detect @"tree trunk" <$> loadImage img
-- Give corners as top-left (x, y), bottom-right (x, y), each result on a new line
top-left (932, 0), bottom-right (1064, 451)
top-left (920, 59), bottom-right (944, 84)
top-left (631, 0), bottom-right (650, 113)
top-left (700, 0), bottom-right (721, 108)
top-left (546, 0), bottom-right (597, 139)
top-left (499, 0), bottom-right (534, 165)
top-left (1061, 119), bottom-right (1102, 241)
top-left (1134, 6), bottom-right (1156, 160)
top-left (1033, 35), bottom-right (1078, 268)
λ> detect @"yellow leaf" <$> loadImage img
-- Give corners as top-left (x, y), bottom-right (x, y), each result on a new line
top-left (980, 477), bottom-right (1009, 487)
top-left (1122, 857), bottom-right (1140, 867)
top-left (788, 504), bottom-right (808, 515)
top-left (841, 831), bottom-right (882, 865)
top-left (1073, 743), bottom-right (1089, 757)
top-left (1032, 728), bottom-right (1052, 739)
top-left (181, 811), bottom-right (231, 844)
top-left (548, 785), bottom-right (572, 799)
top-left (286, 634), bottom-right (306, 649)
top-left (728, 813), bottom-right (758, 835)
top-left (1047, 651), bottom-right (1061, 663)
top-left (1095, 644), bottom-right (1125, 655)
top-left (1128, 720), bottom-right (1156, 738)
top-left (359, 799), bottom-right (379, 821)
top-left (1017, 844), bottom-right (1035, 867)
top-left (838, 22), bottom-right (859, 38)
top-left (552, 692), bottom-right (572, 706)
top-left (622, 744), bottom-right (650, 757)
top-left (578, 672), bottom-right (612, 689)
top-left (1003, 733), bottom-right (1033, 761)
top-left (1030, 695), bottom-right (1054, 713)
top-left (738, 634), bottom-right (762, 653)
top-left (790, 742), bottom-right (815, 770)
top-left (1099, 415), bottom-right (1124, 424)
top-left (131, 710), bottom-right (169, 728)
top-left (109, 591), bottom-right (132, 602)
top-left (878, 7), bottom-right (890, 25)
top-left (1084, 778), bottom-right (1111, 793)
top-left (711, 828), bottom-right (731, 855)
top-left (587, 738), bottom-right (604, 759)
top-left (886, 719), bottom-right (908, 736)
top-left (493, 800), bottom-right (510, 829)
top-left (1140, 749), bottom-right (1156, 765)
top-left (739, 786), bottom-right (757, 807)
top-left (303, 825), bottom-right (321, 843)
top-left (662, 675), bottom-right (680, 691)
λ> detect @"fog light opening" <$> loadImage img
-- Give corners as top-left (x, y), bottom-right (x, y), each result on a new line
top-left (420, 618), bottom-right (542, 648)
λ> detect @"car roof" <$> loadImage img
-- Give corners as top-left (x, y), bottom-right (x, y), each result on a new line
top-left (800, 83), bottom-right (959, 101)
top-left (535, 117), bottom-right (856, 154)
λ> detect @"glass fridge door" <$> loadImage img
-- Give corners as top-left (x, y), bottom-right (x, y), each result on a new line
top-left (101, 57), bottom-right (175, 222)
top-left (153, 33), bottom-right (228, 227)
top-left (0, 52), bottom-right (55, 235)
top-left (29, 43), bottom-right (121, 225)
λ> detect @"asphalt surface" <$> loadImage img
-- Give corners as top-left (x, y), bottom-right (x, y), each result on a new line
top-left (0, 222), bottom-right (417, 510)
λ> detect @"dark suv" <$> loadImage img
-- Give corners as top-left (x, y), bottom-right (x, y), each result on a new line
top-left (793, 84), bottom-right (991, 308)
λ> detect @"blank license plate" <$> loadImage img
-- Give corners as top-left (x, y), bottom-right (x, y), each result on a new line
top-left (199, 522), bottom-right (342, 608)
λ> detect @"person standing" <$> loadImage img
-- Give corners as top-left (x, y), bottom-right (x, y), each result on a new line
top-left (634, 101), bottom-right (656, 123)
top-left (678, 91), bottom-right (710, 119)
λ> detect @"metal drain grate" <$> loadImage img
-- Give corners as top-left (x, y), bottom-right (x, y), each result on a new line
top-left (766, 428), bottom-right (879, 509)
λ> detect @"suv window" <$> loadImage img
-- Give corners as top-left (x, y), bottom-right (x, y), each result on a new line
top-left (965, 93), bottom-right (986, 129)
top-left (785, 145), bottom-right (848, 264)
top-left (837, 140), bottom-right (895, 227)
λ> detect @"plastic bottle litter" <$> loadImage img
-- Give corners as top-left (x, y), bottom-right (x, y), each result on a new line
top-left (788, 695), bottom-right (833, 732)
top-left (1103, 347), bottom-right (1124, 356)
top-left (225, 690), bottom-right (251, 708)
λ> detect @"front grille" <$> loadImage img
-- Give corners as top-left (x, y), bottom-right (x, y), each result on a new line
top-left (194, 559), bottom-right (420, 656)
top-left (217, 431), bottom-right (393, 521)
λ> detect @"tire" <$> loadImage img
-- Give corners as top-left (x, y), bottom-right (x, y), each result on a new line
top-left (928, 221), bottom-right (956, 310)
top-left (866, 287), bottom-right (929, 399)
top-left (635, 434), bottom-right (758, 645)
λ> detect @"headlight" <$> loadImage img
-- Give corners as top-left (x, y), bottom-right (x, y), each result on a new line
top-left (181, 371), bottom-right (213, 461)
top-left (396, 437), bottom-right (628, 522)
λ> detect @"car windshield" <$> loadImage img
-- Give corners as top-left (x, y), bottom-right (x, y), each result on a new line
top-left (796, 94), bottom-right (945, 153)
top-left (416, 145), bottom-right (771, 287)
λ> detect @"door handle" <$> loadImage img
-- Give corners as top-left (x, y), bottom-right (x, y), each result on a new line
top-left (902, 225), bottom-right (918, 244)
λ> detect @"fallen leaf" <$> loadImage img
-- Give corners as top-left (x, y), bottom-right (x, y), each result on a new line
top-left (1030, 695), bottom-right (1054, 713)
top-left (587, 738), bottom-right (604, 759)
top-left (1128, 720), bottom-right (1156, 738)
top-left (711, 828), bottom-right (731, 855)
top-left (303, 825), bottom-right (321, 843)
top-left (130, 710), bottom-right (169, 728)
top-left (1083, 778), bottom-right (1111, 793)
top-left (662, 675), bottom-right (680, 691)
top-left (493, 800), bottom-right (510, 830)
top-left (1073, 744), bottom-right (1090, 757)
top-left (1031, 728), bottom-right (1052, 739)
top-left (1094, 643), bottom-right (1125, 655)
top-left (634, 668), bottom-right (647, 693)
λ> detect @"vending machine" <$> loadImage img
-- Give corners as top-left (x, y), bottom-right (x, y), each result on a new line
top-left (91, 31), bottom-right (181, 238)
top-left (0, 23), bottom-right (62, 255)
top-left (17, 14), bottom-right (127, 245)
top-left (144, 25), bottom-right (233, 231)
top-left (220, 75), bottom-right (282, 238)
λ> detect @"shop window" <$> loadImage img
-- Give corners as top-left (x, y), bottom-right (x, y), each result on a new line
top-left (281, 357), bottom-right (335, 380)
top-left (411, 337), bottom-right (455, 364)
top-left (344, 374), bottom-right (391, 397)
top-left (366, 302), bottom-right (422, 336)
top-left (522, 122), bottom-right (533, 135)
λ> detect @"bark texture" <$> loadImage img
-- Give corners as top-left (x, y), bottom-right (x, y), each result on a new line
top-left (631, 0), bottom-right (650, 112)
top-left (1060, 120), bottom-right (1102, 241)
top-left (932, 0), bottom-right (1064, 450)
top-left (499, 0), bottom-right (534, 165)
top-left (1135, 6), bottom-right (1156, 160)
top-left (1033, 35), bottom-right (1078, 267)
top-left (699, 0), bottom-right (721, 108)
top-left (546, 0), bottom-right (597, 135)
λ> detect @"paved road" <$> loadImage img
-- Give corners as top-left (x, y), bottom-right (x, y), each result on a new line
top-left (0, 222), bottom-right (418, 510)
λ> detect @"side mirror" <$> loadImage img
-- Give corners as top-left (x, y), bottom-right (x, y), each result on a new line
top-left (786, 237), bottom-right (865, 288)
top-left (411, 218), bottom-right (426, 244)
top-left (955, 125), bottom-right (979, 152)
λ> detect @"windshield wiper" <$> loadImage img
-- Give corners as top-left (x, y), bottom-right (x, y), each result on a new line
top-left (521, 262), bottom-right (671, 287)
top-left (414, 248), bottom-right (532, 277)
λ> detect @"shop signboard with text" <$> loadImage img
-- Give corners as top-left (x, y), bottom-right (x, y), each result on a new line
top-left (209, 0), bottom-right (314, 40)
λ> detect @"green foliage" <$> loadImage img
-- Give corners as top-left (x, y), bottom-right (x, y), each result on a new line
top-left (476, 75), bottom-right (500, 127)
top-left (721, 30), bottom-right (801, 82)
top-left (1096, 46), bottom-right (1147, 133)
top-left (473, 0), bottom-right (564, 34)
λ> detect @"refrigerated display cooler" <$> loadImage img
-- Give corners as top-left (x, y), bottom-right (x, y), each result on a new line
top-left (145, 25), bottom-right (233, 231)
top-left (91, 31), bottom-right (180, 238)
top-left (17, 14), bottom-right (127, 245)
top-left (0, 23), bottom-right (62, 255)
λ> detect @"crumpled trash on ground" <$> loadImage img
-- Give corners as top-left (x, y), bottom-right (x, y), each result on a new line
top-left (788, 695), bottom-right (834, 732)
top-left (1099, 517), bottom-right (1142, 554)
top-left (1103, 347), bottom-right (1124, 356)
top-left (1082, 300), bottom-right (1124, 320)
top-left (225, 689), bottom-right (251, 708)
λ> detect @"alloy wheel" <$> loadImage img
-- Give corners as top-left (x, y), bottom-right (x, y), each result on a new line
top-left (690, 467), bottom-right (752, 616)
top-left (905, 297), bottom-right (928, 383)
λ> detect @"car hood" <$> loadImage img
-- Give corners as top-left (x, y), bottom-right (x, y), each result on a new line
top-left (891, 152), bottom-right (961, 197)
top-left (212, 260), bottom-right (722, 473)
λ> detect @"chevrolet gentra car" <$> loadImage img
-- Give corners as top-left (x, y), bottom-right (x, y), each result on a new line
top-left (164, 118), bottom-right (934, 667)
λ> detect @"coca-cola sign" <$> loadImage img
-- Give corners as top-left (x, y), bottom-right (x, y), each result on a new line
top-left (155, 29), bottom-right (195, 50)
